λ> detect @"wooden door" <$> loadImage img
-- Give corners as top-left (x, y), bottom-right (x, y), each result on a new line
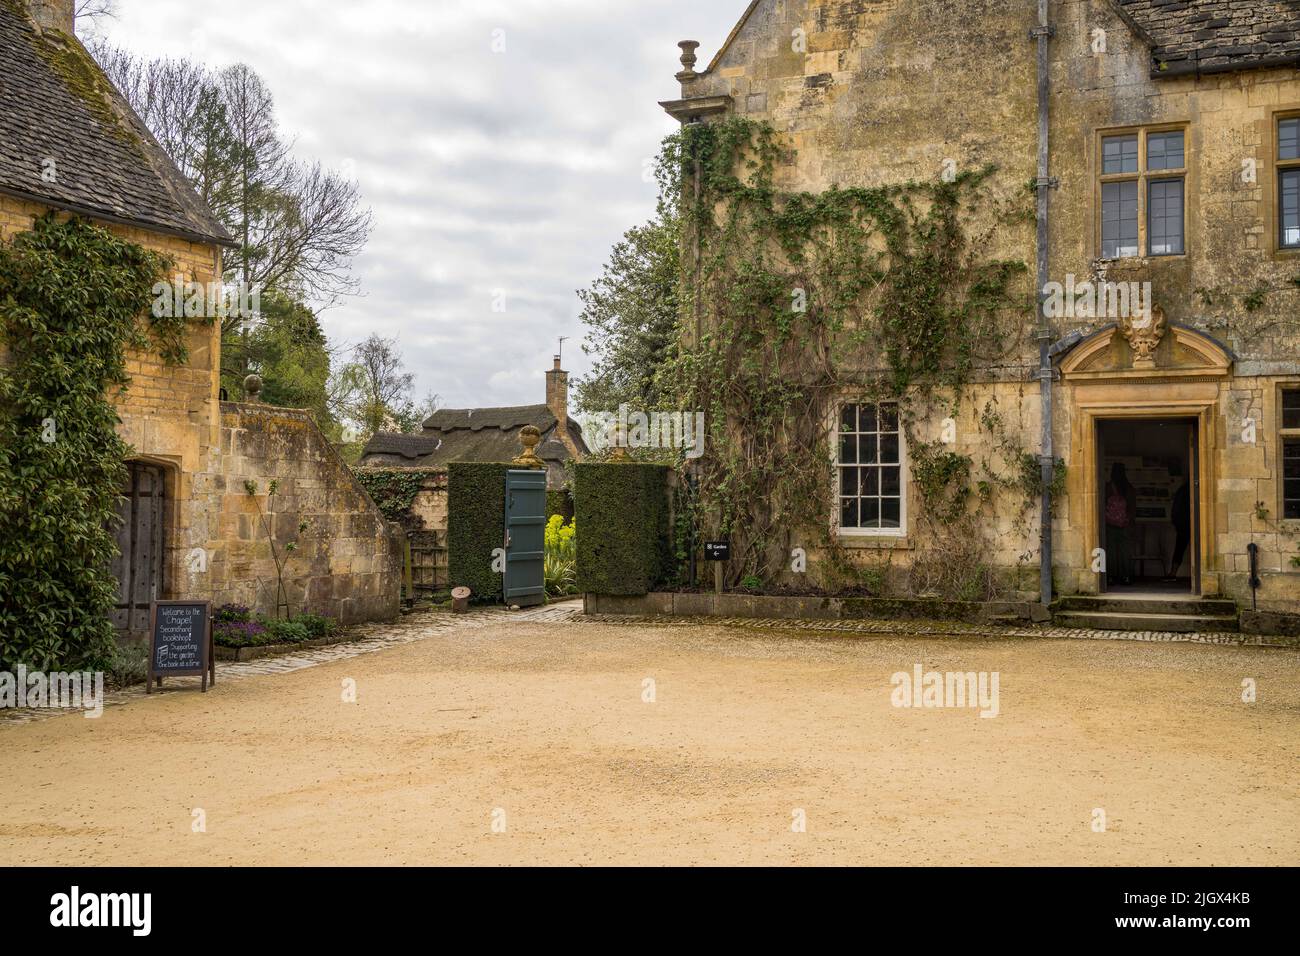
top-left (110, 462), bottom-right (166, 637)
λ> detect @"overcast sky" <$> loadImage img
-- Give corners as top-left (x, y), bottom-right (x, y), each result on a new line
top-left (97, 0), bottom-right (740, 411)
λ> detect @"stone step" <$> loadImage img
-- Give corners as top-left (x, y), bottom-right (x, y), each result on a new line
top-left (1053, 611), bottom-right (1240, 634)
top-left (1053, 596), bottom-right (1238, 616)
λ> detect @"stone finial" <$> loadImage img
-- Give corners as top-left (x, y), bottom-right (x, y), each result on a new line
top-left (677, 40), bottom-right (700, 82)
top-left (512, 425), bottom-right (545, 467)
top-left (243, 373), bottom-right (263, 402)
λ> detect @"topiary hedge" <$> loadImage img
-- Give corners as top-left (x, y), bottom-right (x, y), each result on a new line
top-left (447, 462), bottom-right (512, 602)
top-left (575, 463), bottom-right (671, 596)
top-left (546, 489), bottom-right (574, 523)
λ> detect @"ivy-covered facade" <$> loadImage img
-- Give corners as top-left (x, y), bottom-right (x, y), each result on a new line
top-left (660, 0), bottom-right (1300, 613)
top-left (0, 1), bottom-right (401, 665)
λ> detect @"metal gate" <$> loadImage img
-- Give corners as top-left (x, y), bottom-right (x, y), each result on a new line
top-left (110, 461), bottom-right (167, 636)
top-left (503, 468), bottom-right (546, 606)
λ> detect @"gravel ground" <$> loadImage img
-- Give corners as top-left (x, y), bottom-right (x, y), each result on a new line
top-left (1, 613), bottom-right (1296, 866)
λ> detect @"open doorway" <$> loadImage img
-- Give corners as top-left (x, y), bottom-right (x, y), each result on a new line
top-left (1097, 418), bottom-right (1198, 595)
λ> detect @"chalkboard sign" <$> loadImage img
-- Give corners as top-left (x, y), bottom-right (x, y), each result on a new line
top-left (704, 541), bottom-right (730, 562)
top-left (147, 601), bottom-right (215, 693)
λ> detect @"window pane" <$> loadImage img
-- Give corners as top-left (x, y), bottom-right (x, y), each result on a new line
top-left (1282, 169), bottom-right (1300, 248)
top-left (839, 433), bottom-right (857, 464)
top-left (880, 497), bottom-right (901, 528)
top-left (1284, 390), bottom-right (1300, 430)
top-left (881, 466), bottom-right (900, 497)
top-left (1285, 440), bottom-right (1300, 520)
top-left (879, 403), bottom-right (898, 432)
top-left (861, 467), bottom-right (878, 497)
top-left (859, 433), bottom-right (878, 464)
top-left (1281, 118), bottom-right (1300, 162)
top-left (859, 403), bottom-right (877, 432)
top-left (879, 433), bottom-right (899, 464)
top-left (1147, 131), bottom-right (1185, 170)
top-left (1102, 134), bottom-right (1138, 174)
top-left (839, 468), bottom-right (857, 496)
top-left (839, 404), bottom-right (856, 432)
top-left (840, 497), bottom-right (859, 529)
top-left (861, 497), bottom-right (880, 528)
top-left (1101, 180), bottom-right (1138, 257)
top-left (1148, 179), bottom-right (1184, 255)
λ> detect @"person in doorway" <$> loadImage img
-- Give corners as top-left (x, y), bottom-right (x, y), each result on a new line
top-left (1165, 460), bottom-right (1191, 581)
top-left (1104, 462), bottom-right (1137, 586)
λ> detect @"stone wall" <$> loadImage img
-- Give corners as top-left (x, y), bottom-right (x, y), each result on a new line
top-left (189, 403), bottom-right (404, 624)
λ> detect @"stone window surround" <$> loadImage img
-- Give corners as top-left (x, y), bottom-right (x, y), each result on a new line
top-left (1275, 110), bottom-right (1300, 255)
top-left (1277, 381), bottom-right (1300, 524)
top-left (833, 400), bottom-right (909, 542)
top-left (1096, 123), bottom-right (1189, 261)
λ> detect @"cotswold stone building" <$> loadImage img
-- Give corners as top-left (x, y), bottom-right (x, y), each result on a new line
top-left (359, 356), bottom-right (589, 489)
top-left (664, 0), bottom-right (1300, 617)
top-left (0, 0), bottom-right (401, 634)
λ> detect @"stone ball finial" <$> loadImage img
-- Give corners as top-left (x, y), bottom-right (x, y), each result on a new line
top-left (243, 374), bottom-right (263, 402)
top-left (512, 425), bottom-right (545, 467)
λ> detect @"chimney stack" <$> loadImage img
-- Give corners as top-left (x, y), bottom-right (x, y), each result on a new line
top-left (26, 0), bottom-right (75, 34)
top-left (545, 355), bottom-right (568, 434)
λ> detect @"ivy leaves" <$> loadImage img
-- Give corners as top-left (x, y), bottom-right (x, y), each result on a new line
top-left (0, 214), bottom-right (172, 670)
top-left (659, 119), bottom-right (1030, 583)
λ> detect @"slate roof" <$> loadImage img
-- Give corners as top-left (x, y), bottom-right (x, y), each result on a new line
top-left (0, 3), bottom-right (233, 245)
top-left (1113, 0), bottom-right (1300, 76)
top-left (360, 404), bottom-right (589, 468)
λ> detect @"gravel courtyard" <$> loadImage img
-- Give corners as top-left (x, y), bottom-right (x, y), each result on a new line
top-left (1, 611), bottom-right (1296, 866)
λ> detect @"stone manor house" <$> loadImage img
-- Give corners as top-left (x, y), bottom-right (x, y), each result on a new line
top-left (0, 0), bottom-right (402, 636)
top-left (664, 0), bottom-right (1300, 617)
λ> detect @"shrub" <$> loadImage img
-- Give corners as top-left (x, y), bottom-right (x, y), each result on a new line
top-left (294, 613), bottom-right (335, 640)
top-left (213, 618), bottom-right (270, 648)
top-left (215, 604), bottom-right (252, 624)
top-left (544, 515), bottom-right (577, 596)
top-left (574, 463), bottom-right (670, 595)
top-left (263, 619), bottom-right (311, 643)
top-left (106, 642), bottom-right (150, 689)
top-left (447, 462), bottom-right (513, 602)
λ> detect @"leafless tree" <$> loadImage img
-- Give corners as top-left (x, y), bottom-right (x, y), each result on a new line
top-left (74, 0), bottom-right (116, 37)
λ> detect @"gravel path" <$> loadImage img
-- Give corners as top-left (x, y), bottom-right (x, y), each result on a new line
top-left (1, 605), bottom-right (1295, 865)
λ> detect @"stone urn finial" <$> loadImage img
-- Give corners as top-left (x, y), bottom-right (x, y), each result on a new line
top-left (677, 40), bottom-right (700, 81)
top-left (512, 425), bottom-right (545, 467)
top-left (243, 373), bottom-right (263, 402)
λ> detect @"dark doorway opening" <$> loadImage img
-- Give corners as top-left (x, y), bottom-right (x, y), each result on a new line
top-left (1097, 418), bottom-right (1198, 595)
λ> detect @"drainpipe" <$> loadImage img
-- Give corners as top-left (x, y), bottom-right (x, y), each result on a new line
top-left (1032, 0), bottom-right (1057, 609)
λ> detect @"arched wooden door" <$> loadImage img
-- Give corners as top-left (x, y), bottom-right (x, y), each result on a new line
top-left (110, 462), bottom-right (167, 637)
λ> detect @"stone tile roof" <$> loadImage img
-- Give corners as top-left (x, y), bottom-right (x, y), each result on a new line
top-left (0, 3), bottom-right (233, 245)
top-left (1114, 0), bottom-right (1300, 76)
top-left (360, 404), bottom-right (589, 467)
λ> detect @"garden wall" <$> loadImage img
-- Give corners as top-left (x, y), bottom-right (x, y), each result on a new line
top-left (179, 403), bottom-right (405, 625)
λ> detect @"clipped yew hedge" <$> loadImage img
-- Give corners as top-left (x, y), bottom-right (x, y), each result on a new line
top-left (574, 463), bottom-right (671, 596)
top-left (447, 462), bottom-right (512, 602)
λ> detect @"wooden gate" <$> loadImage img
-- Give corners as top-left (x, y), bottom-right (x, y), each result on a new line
top-left (408, 530), bottom-right (448, 598)
top-left (110, 462), bottom-right (167, 637)
top-left (503, 468), bottom-right (546, 607)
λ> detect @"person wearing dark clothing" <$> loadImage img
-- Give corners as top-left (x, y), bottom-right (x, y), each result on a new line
top-left (1167, 463), bottom-right (1191, 580)
top-left (1104, 462), bottom-right (1137, 586)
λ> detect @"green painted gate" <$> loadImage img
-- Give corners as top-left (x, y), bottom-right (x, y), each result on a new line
top-left (503, 468), bottom-right (546, 606)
